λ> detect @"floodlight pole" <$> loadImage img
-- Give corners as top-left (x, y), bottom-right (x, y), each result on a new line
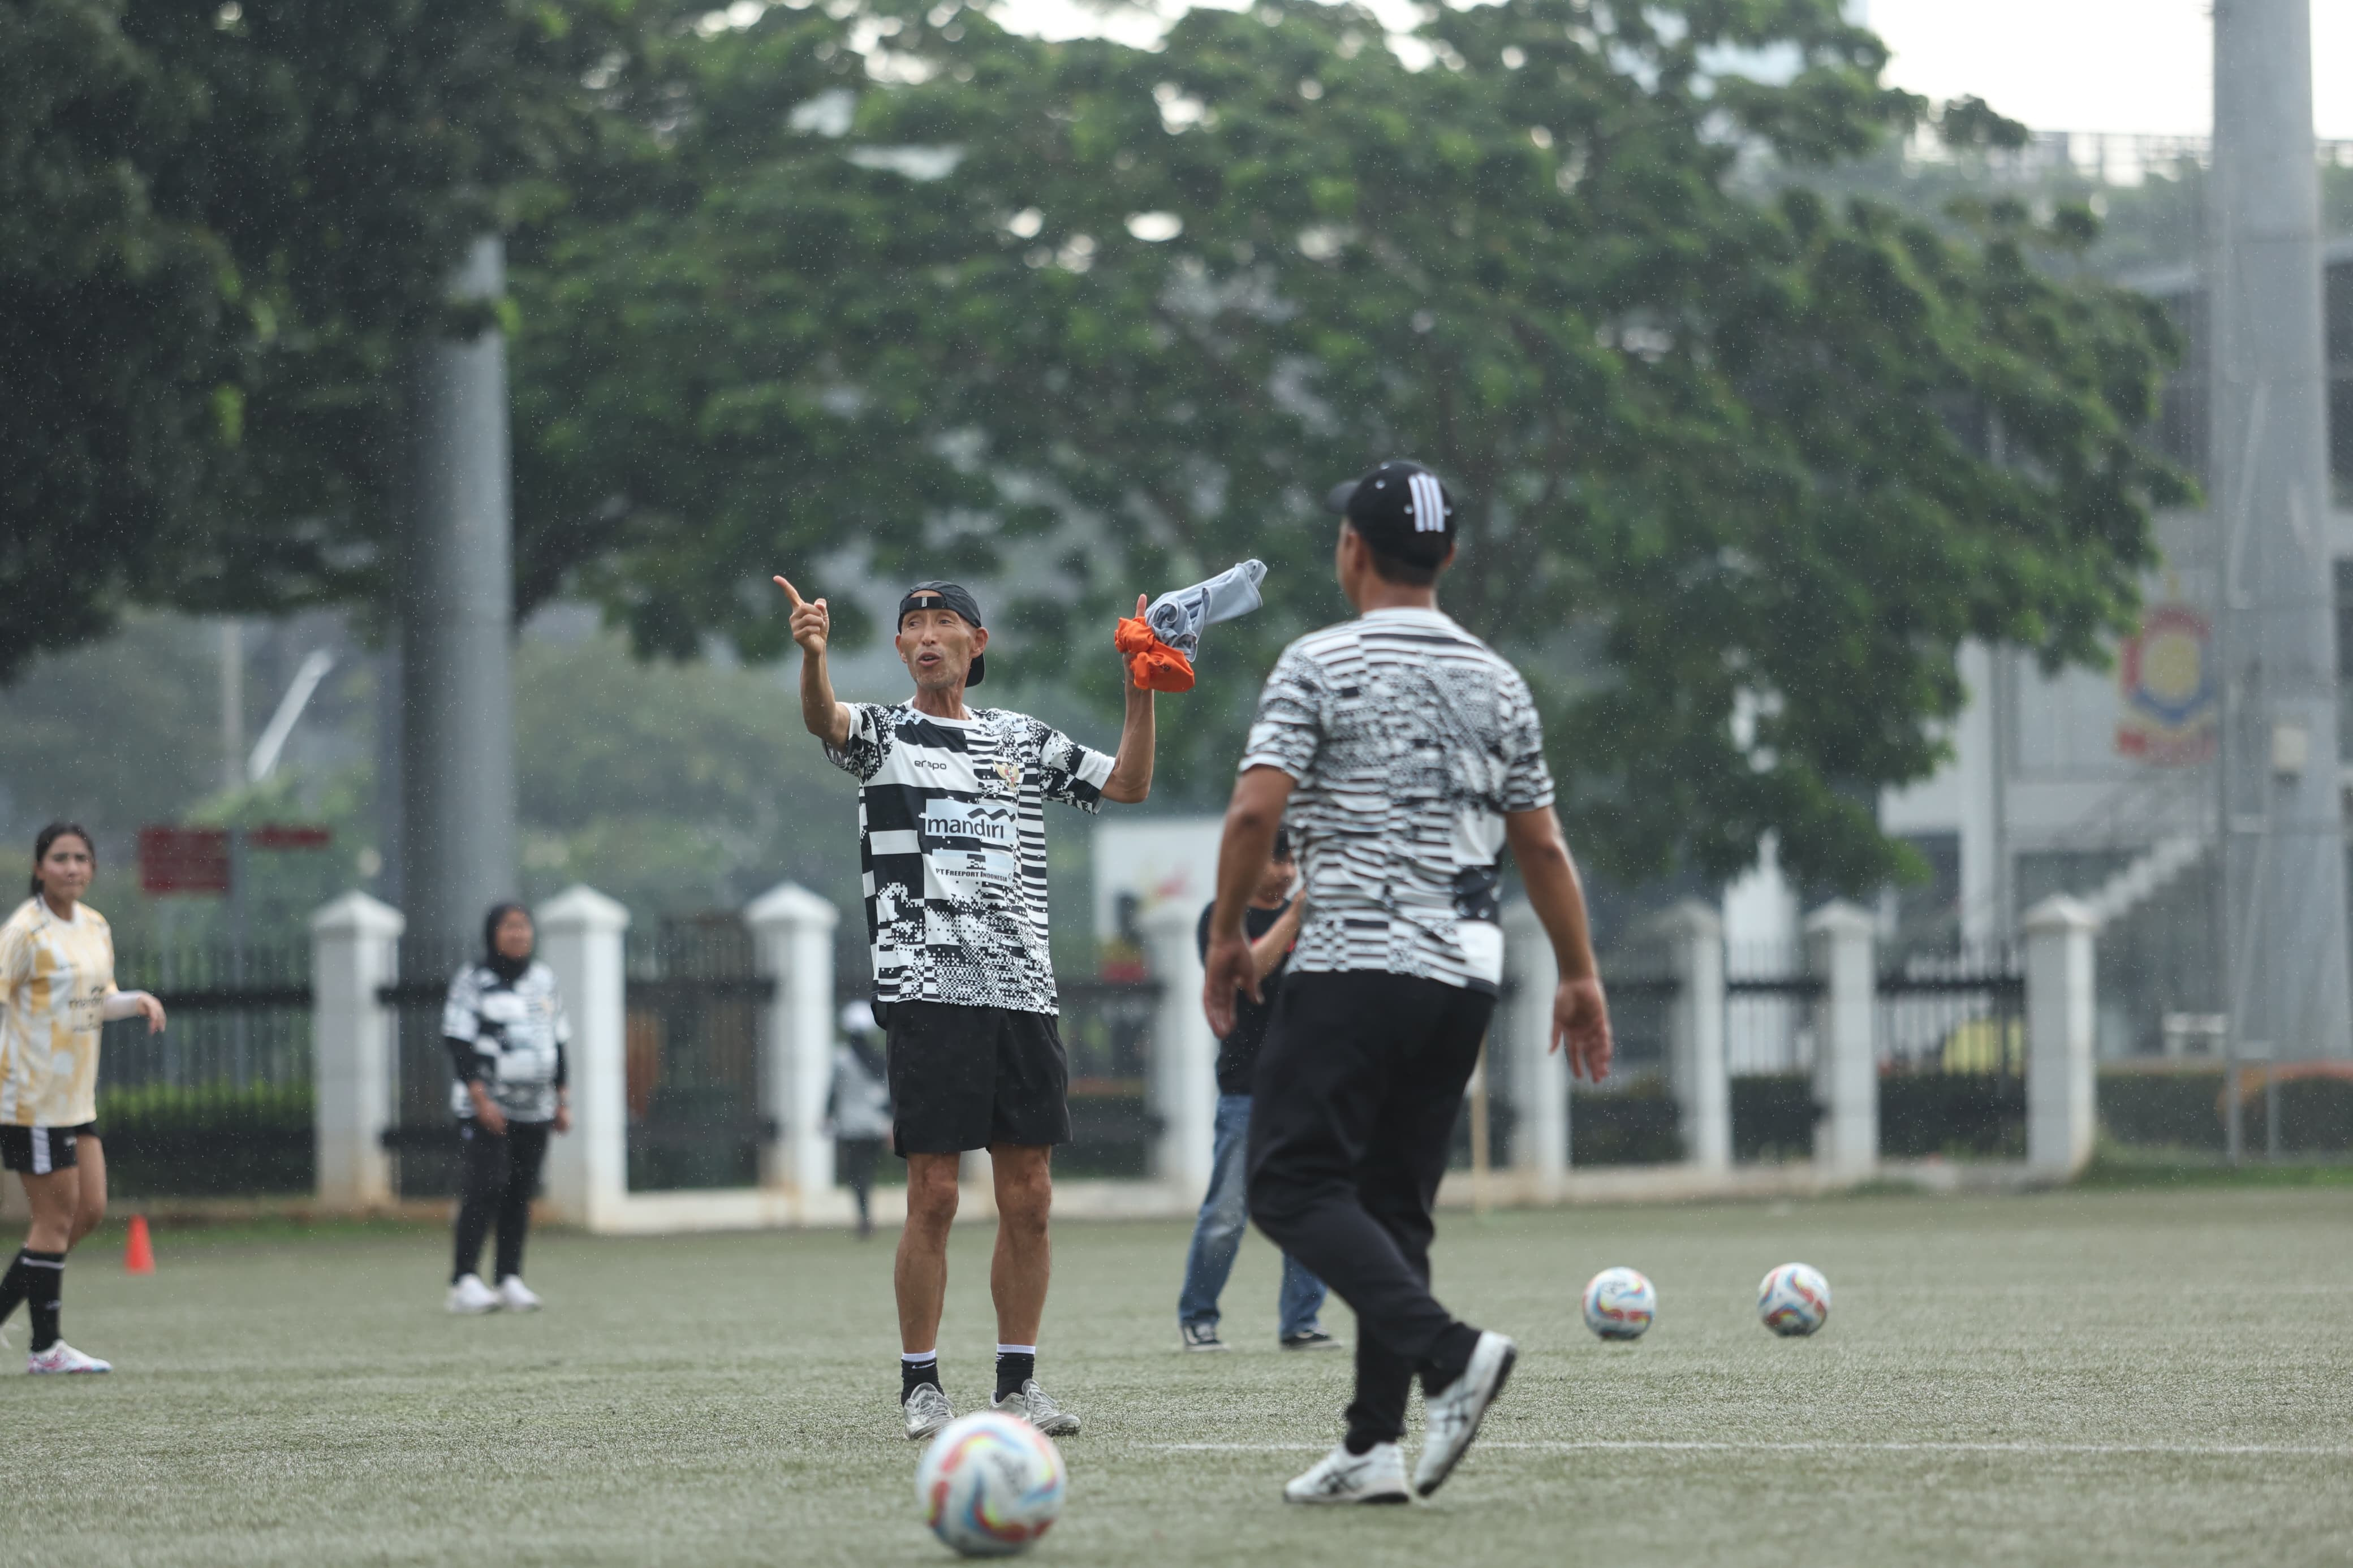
top-left (2210, 0), bottom-right (2349, 1066)
top-left (395, 236), bottom-right (522, 947)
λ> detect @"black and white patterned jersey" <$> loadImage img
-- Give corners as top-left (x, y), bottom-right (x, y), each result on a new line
top-left (1239, 607), bottom-right (1554, 994)
top-left (826, 702), bottom-right (1113, 1014)
top-left (442, 961), bottom-right (571, 1122)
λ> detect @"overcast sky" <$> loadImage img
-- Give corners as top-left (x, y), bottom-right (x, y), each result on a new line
top-left (1867, 0), bottom-right (2350, 140)
top-left (993, 0), bottom-right (2352, 140)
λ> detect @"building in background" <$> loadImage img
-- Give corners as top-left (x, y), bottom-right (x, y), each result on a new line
top-left (1877, 228), bottom-right (2353, 1059)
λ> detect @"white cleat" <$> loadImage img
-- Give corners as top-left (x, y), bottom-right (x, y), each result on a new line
top-left (1412, 1331), bottom-right (1516, 1498)
top-left (27, 1340), bottom-right (111, 1374)
top-left (497, 1276), bottom-right (542, 1312)
top-left (903, 1381), bottom-right (955, 1442)
top-left (1285, 1441), bottom-right (1410, 1505)
top-left (991, 1377), bottom-right (1081, 1437)
top-left (446, 1273), bottom-right (500, 1315)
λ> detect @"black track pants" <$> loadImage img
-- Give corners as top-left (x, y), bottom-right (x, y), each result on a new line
top-left (453, 1119), bottom-right (552, 1284)
top-left (1245, 970), bottom-right (1493, 1447)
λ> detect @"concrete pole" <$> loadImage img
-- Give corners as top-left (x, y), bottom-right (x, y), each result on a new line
top-left (1139, 899), bottom-right (1217, 1196)
top-left (1658, 899), bottom-right (1730, 1169)
top-left (1804, 901), bottom-right (1878, 1177)
top-left (397, 235), bottom-right (520, 946)
top-left (1500, 900), bottom-right (1567, 1198)
top-left (310, 891), bottom-right (404, 1211)
top-left (535, 884), bottom-right (630, 1232)
top-left (2024, 896), bottom-right (2100, 1174)
top-left (2212, 0), bottom-right (2351, 1061)
top-left (747, 882), bottom-right (840, 1211)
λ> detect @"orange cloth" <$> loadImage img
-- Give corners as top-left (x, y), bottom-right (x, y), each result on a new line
top-left (1115, 617), bottom-right (1196, 693)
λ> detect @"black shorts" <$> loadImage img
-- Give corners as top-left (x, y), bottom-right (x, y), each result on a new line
top-left (0, 1122), bottom-right (97, 1174)
top-left (885, 1001), bottom-right (1071, 1156)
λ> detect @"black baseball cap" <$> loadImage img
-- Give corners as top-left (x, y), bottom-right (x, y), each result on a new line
top-left (898, 580), bottom-right (987, 686)
top-left (1322, 460), bottom-right (1456, 565)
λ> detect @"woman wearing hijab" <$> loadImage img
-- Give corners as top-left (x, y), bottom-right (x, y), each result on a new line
top-left (442, 902), bottom-right (570, 1314)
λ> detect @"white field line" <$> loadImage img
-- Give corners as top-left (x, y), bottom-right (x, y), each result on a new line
top-left (1150, 1440), bottom-right (2353, 1458)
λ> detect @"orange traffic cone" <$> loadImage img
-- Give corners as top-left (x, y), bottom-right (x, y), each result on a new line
top-left (124, 1214), bottom-right (155, 1276)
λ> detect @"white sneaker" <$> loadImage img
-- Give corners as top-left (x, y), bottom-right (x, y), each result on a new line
top-left (1412, 1331), bottom-right (1516, 1498)
top-left (497, 1276), bottom-right (542, 1312)
top-left (446, 1273), bottom-right (500, 1315)
top-left (903, 1381), bottom-right (955, 1442)
top-left (991, 1377), bottom-right (1081, 1437)
top-left (27, 1340), bottom-right (111, 1374)
top-left (1285, 1441), bottom-right (1410, 1505)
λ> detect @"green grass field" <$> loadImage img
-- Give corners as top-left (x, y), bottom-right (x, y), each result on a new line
top-left (8, 1188), bottom-right (2352, 1566)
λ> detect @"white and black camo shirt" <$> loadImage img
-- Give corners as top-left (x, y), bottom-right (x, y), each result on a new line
top-left (442, 960), bottom-right (570, 1122)
top-left (826, 703), bottom-right (1113, 1014)
top-left (1239, 607), bottom-right (1554, 994)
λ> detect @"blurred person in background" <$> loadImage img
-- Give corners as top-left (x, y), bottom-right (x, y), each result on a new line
top-left (1176, 826), bottom-right (1337, 1353)
top-left (443, 902), bottom-right (571, 1315)
top-left (830, 1001), bottom-right (894, 1239)
top-left (0, 822), bottom-right (166, 1373)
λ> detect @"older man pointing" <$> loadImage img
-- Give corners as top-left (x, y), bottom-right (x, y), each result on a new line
top-left (775, 573), bottom-right (1156, 1442)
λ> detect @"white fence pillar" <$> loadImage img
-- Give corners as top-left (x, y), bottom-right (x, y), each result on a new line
top-left (1805, 900), bottom-right (1878, 1177)
top-left (535, 884), bottom-right (630, 1230)
top-left (1500, 900), bottom-right (1566, 1198)
top-left (748, 883), bottom-right (839, 1211)
top-left (1140, 899), bottom-right (1216, 1195)
top-left (311, 891), bottom-right (403, 1211)
top-left (1660, 899), bottom-right (1729, 1170)
top-left (2026, 895), bottom-right (2099, 1176)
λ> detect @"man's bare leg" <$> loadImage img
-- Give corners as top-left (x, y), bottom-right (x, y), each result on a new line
top-left (988, 1144), bottom-right (1054, 1345)
top-left (897, 1152), bottom-right (962, 1352)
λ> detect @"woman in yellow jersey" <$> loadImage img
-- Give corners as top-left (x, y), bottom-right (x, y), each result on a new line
top-left (0, 823), bottom-right (165, 1373)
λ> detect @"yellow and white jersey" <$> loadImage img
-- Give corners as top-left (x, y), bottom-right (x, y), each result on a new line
top-left (0, 896), bottom-right (117, 1128)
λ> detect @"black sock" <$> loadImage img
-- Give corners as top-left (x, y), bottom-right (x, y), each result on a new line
top-left (1419, 1323), bottom-right (1481, 1394)
top-left (23, 1250), bottom-right (64, 1353)
top-left (0, 1249), bottom-right (31, 1324)
top-left (994, 1349), bottom-right (1036, 1402)
top-left (901, 1356), bottom-right (941, 1403)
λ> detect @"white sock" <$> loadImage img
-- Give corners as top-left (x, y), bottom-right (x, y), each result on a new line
top-left (995, 1344), bottom-right (1036, 1355)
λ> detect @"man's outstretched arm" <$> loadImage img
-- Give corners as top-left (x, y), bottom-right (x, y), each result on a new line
top-left (775, 574), bottom-right (852, 748)
top-left (1102, 594), bottom-right (1156, 804)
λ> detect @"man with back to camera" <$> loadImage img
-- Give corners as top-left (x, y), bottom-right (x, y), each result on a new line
top-left (775, 572), bottom-right (1156, 1441)
top-left (1202, 461), bottom-right (1614, 1504)
top-left (1176, 826), bottom-right (1339, 1353)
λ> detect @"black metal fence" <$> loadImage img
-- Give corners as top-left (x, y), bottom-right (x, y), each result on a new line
top-left (382, 937), bottom-right (478, 1199)
top-left (1876, 945), bottom-right (2027, 1158)
top-left (1568, 962), bottom-right (1682, 1166)
top-left (1726, 943), bottom-right (1822, 1163)
top-left (100, 942), bottom-right (314, 1197)
top-left (1056, 979), bottom-right (1162, 1178)
top-left (625, 918), bottom-right (771, 1191)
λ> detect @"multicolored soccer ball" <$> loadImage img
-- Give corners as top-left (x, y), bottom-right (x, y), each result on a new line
top-left (916, 1411), bottom-right (1066, 1557)
top-left (1580, 1266), bottom-right (1658, 1340)
top-left (1757, 1263), bottom-right (1831, 1337)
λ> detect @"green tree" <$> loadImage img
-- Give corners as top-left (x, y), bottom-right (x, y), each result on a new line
top-left (0, 0), bottom-right (654, 683)
top-left (512, 0), bottom-right (2187, 889)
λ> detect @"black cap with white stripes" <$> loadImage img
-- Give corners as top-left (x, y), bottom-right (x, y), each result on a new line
top-left (1323, 461), bottom-right (1456, 565)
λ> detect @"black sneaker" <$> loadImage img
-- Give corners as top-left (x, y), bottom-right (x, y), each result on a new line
top-left (1279, 1328), bottom-right (1345, 1352)
top-left (1180, 1321), bottom-right (1230, 1352)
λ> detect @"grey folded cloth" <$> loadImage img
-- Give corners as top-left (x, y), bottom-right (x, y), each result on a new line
top-left (1145, 560), bottom-right (1268, 658)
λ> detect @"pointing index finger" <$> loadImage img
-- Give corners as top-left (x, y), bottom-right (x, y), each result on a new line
top-left (773, 574), bottom-right (805, 610)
